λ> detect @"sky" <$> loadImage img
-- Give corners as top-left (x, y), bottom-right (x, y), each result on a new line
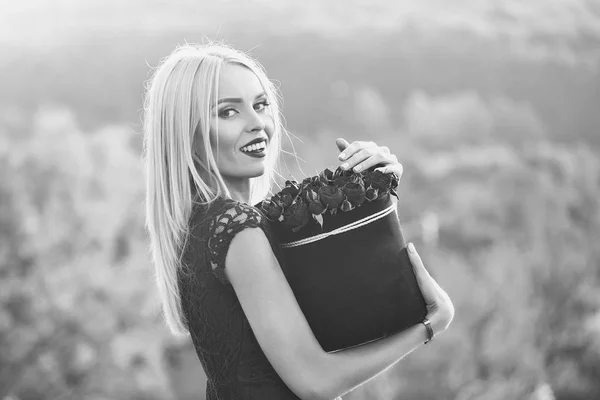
top-left (2, 0), bottom-right (599, 47)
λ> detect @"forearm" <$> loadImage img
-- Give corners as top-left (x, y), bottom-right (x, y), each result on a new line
top-left (316, 322), bottom-right (428, 399)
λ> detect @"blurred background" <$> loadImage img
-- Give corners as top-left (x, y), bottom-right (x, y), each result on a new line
top-left (1, 0), bottom-right (600, 399)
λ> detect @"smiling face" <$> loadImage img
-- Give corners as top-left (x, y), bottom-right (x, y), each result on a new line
top-left (201, 63), bottom-right (275, 184)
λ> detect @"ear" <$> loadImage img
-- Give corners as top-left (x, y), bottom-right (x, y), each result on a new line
top-left (336, 138), bottom-right (350, 152)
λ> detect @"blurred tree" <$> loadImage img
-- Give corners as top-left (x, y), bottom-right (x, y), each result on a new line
top-left (346, 93), bottom-right (600, 400)
top-left (1, 93), bottom-right (598, 400)
top-left (0, 107), bottom-right (186, 399)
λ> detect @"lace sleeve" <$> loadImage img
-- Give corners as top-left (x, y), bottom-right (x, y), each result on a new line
top-left (207, 202), bottom-right (264, 285)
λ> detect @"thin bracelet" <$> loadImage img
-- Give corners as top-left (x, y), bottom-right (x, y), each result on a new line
top-left (422, 318), bottom-right (434, 344)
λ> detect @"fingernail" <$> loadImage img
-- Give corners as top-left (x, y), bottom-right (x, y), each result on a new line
top-left (408, 243), bottom-right (415, 253)
top-left (354, 165), bottom-right (362, 172)
top-left (341, 163), bottom-right (349, 170)
top-left (339, 153), bottom-right (346, 160)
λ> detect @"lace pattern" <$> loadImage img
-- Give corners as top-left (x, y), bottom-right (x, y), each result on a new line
top-left (179, 197), bottom-right (300, 399)
top-left (207, 202), bottom-right (263, 285)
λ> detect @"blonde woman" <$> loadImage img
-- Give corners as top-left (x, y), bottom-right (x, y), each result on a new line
top-left (143, 43), bottom-right (454, 400)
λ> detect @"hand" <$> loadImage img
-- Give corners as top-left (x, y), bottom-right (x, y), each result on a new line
top-left (407, 242), bottom-right (454, 336)
top-left (335, 138), bottom-right (403, 177)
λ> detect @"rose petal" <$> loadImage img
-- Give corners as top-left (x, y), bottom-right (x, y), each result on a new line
top-left (340, 199), bottom-right (354, 212)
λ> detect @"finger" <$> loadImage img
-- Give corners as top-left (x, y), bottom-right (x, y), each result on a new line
top-left (375, 162), bottom-right (403, 179)
top-left (407, 243), bottom-right (430, 277)
top-left (353, 153), bottom-right (399, 174)
top-left (341, 148), bottom-right (377, 171)
top-left (409, 248), bottom-right (446, 300)
top-left (336, 138), bottom-right (350, 153)
top-left (338, 140), bottom-right (376, 161)
top-left (407, 243), bottom-right (436, 296)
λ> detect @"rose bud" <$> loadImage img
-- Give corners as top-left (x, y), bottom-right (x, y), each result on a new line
top-left (343, 182), bottom-right (366, 207)
top-left (365, 187), bottom-right (379, 202)
top-left (280, 192), bottom-right (294, 208)
top-left (319, 168), bottom-right (334, 183)
top-left (261, 199), bottom-right (284, 221)
top-left (350, 173), bottom-right (363, 183)
top-left (318, 185), bottom-right (345, 209)
top-left (333, 165), bottom-right (351, 179)
top-left (333, 166), bottom-right (344, 178)
top-left (308, 201), bottom-right (327, 215)
top-left (303, 188), bottom-right (319, 204)
top-left (370, 170), bottom-right (393, 192)
top-left (282, 180), bottom-right (300, 197)
top-left (340, 199), bottom-right (354, 212)
top-left (302, 176), bottom-right (319, 189)
top-left (283, 200), bottom-right (311, 232)
top-left (391, 173), bottom-right (399, 190)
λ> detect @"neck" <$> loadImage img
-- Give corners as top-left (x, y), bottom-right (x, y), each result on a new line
top-left (194, 163), bottom-right (252, 204)
top-left (223, 176), bottom-right (251, 204)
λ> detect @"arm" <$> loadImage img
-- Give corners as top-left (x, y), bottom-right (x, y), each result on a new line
top-left (226, 227), bottom-right (453, 400)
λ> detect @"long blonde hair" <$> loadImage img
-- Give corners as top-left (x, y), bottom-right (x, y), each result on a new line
top-left (143, 42), bottom-right (285, 335)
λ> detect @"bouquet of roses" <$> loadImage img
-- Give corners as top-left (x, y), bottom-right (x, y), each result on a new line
top-left (261, 165), bottom-right (399, 236)
top-left (258, 165), bottom-right (427, 353)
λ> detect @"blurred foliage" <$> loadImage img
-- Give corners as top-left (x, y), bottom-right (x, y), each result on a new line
top-left (1, 2), bottom-right (600, 399)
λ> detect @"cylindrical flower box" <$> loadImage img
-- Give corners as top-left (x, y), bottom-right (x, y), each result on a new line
top-left (267, 189), bottom-right (427, 353)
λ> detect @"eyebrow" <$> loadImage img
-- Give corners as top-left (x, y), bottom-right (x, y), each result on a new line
top-left (215, 92), bottom-right (267, 107)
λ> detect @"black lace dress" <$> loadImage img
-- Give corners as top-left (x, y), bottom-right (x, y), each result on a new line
top-left (178, 196), bottom-right (301, 400)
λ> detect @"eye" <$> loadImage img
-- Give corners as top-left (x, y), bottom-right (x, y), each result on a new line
top-left (254, 100), bottom-right (271, 112)
top-left (218, 108), bottom-right (237, 118)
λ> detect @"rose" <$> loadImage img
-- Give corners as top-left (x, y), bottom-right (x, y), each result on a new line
top-left (279, 192), bottom-right (294, 208)
top-left (283, 199), bottom-right (311, 232)
top-left (343, 182), bottom-right (366, 207)
top-left (302, 175), bottom-right (321, 191)
top-left (319, 168), bottom-right (334, 184)
top-left (318, 185), bottom-right (344, 210)
top-left (368, 170), bottom-right (393, 192)
top-left (365, 187), bottom-right (379, 202)
top-left (333, 175), bottom-right (351, 188)
top-left (261, 199), bottom-right (284, 221)
top-left (281, 180), bottom-right (300, 197)
top-left (302, 175), bottom-right (325, 204)
top-left (303, 188), bottom-right (319, 204)
top-left (308, 201), bottom-right (327, 215)
top-left (333, 166), bottom-right (344, 179)
top-left (390, 173), bottom-right (399, 190)
top-left (340, 199), bottom-right (354, 212)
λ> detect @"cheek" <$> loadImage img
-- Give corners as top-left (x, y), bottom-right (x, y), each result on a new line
top-left (209, 121), bottom-right (239, 155)
top-left (263, 115), bottom-right (276, 137)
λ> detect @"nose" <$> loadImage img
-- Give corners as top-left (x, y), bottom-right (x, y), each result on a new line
top-left (246, 109), bottom-right (266, 133)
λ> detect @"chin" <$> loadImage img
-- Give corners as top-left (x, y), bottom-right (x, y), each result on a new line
top-left (227, 163), bottom-right (267, 179)
top-left (247, 165), bottom-right (267, 178)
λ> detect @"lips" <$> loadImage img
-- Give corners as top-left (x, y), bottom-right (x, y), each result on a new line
top-left (240, 138), bottom-right (268, 154)
top-left (243, 149), bottom-right (266, 159)
top-left (240, 137), bottom-right (268, 149)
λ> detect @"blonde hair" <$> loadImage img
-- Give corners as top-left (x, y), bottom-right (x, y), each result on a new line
top-left (143, 42), bottom-right (285, 335)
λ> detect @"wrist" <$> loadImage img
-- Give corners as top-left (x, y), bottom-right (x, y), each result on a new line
top-left (427, 309), bottom-right (450, 337)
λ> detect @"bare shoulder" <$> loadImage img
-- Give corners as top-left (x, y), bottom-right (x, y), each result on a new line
top-left (224, 222), bottom-right (277, 283)
top-left (223, 218), bottom-right (328, 399)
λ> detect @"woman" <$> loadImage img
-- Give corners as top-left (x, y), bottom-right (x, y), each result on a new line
top-left (143, 43), bottom-right (454, 400)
